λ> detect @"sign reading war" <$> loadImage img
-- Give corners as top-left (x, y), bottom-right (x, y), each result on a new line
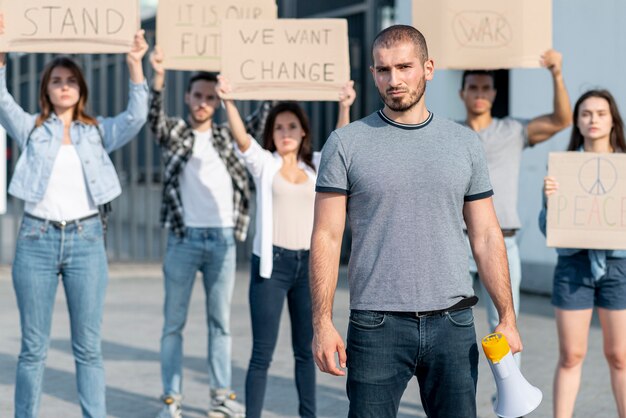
top-left (412, 0), bottom-right (552, 69)
top-left (547, 152), bottom-right (626, 250)
top-left (220, 19), bottom-right (350, 101)
top-left (156, 0), bottom-right (277, 72)
top-left (0, 0), bottom-right (140, 53)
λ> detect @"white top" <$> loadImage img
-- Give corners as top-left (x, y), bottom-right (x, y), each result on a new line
top-left (179, 129), bottom-right (234, 228)
top-left (237, 139), bottom-right (320, 278)
top-left (272, 173), bottom-right (315, 250)
top-left (26, 144), bottom-right (98, 221)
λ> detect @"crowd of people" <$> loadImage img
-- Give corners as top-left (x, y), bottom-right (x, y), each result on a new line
top-left (1, 18), bottom-right (624, 418)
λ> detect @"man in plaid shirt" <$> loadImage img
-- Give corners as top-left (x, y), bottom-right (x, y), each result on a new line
top-left (149, 47), bottom-right (267, 418)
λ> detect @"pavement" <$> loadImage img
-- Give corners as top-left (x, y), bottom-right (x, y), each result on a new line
top-left (0, 263), bottom-right (617, 418)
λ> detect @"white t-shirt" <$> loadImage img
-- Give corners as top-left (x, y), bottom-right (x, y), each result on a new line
top-left (179, 129), bottom-right (234, 228)
top-left (26, 144), bottom-right (98, 221)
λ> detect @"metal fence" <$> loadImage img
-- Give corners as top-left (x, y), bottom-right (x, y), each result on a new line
top-left (0, 2), bottom-right (390, 264)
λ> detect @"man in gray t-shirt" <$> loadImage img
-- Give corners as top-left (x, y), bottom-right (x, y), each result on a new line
top-left (310, 25), bottom-right (521, 418)
top-left (459, 59), bottom-right (572, 341)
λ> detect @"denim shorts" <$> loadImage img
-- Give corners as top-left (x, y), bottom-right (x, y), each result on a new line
top-left (552, 251), bottom-right (626, 310)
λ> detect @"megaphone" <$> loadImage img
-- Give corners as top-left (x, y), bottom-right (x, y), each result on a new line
top-left (482, 333), bottom-right (542, 418)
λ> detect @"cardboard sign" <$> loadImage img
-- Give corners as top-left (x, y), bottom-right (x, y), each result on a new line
top-left (546, 152), bottom-right (626, 250)
top-left (412, 0), bottom-right (552, 69)
top-left (0, 0), bottom-right (140, 53)
top-left (156, 0), bottom-right (278, 72)
top-left (220, 19), bottom-right (350, 101)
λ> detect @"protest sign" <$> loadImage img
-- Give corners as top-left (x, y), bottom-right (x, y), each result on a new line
top-left (156, 0), bottom-right (277, 71)
top-left (220, 18), bottom-right (350, 101)
top-left (412, 0), bottom-right (552, 69)
top-left (547, 152), bottom-right (626, 250)
top-left (0, 0), bottom-right (140, 53)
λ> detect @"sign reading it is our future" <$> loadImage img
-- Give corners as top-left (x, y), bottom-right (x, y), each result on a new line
top-left (220, 19), bottom-right (350, 101)
top-left (0, 0), bottom-right (140, 53)
top-left (412, 0), bottom-right (552, 69)
top-left (547, 152), bottom-right (626, 250)
top-left (156, 0), bottom-right (277, 71)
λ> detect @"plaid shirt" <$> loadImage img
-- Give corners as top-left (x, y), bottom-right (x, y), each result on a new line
top-left (149, 88), bottom-right (269, 241)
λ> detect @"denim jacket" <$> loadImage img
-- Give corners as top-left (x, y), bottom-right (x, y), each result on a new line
top-left (0, 66), bottom-right (149, 205)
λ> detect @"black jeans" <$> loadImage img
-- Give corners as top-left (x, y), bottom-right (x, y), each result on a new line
top-left (245, 248), bottom-right (316, 418)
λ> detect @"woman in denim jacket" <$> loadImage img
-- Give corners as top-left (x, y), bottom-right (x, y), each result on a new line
top-left (0, 30), bottom-right (149, 418)
top-left (539, 90), bottom-right (626, 418)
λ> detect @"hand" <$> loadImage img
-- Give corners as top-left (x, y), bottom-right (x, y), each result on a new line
top-left (540, 49), bottom-right (563, 78)
top-left (215, 75), bottom-right (232, 99)
top-left (127, 29), bottom-right (149, 64)
top-left (494, 322), bottom-right (523, 354)
top-left (339, 80), bottom-right (356, 109)
top-left (312, 322), bottom-right (347, 376)
top-left (149, 45), bottom-right (165, 77)
top-left (544, 176), bottom-right (559, 197)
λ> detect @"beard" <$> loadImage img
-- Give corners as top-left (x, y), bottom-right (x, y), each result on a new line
top-left (378, 76), bottom-right (426, 112)
top-left (189, 108), bottom-right (211, 124)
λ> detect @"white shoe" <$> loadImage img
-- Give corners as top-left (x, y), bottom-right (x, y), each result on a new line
top-left (208, 392), bottom-right (245, 418)
top-left (157, 394), bottom-right (183, 418)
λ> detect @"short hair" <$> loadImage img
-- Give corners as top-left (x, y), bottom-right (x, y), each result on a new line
top-left (187, 72), bottom-right (218, 92)
top-left (371, 25), bottom-right (428, 64)
top-left (461, 70), bottom-right (495, 90)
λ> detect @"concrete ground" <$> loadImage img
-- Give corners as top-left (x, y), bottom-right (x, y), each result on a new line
top-left (0, 263), bottom-right (616, 418)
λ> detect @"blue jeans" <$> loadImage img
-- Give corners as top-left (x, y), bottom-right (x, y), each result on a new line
top-left (160, 227), bottom-right (236, 395)
top-left (246, 249), bottom-right (315, 418)
top-left (346, 308), bottom-right (478, 418)
top-left (12, 215), bottom-right (108, 418)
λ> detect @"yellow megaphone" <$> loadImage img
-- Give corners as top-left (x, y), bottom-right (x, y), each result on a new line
top-left (482, 333), bottom-right (542, 418)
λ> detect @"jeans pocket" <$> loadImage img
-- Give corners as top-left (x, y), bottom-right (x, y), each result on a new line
top-left (445, 308), bottom-right (474, 328)
top-left (78, 220), bottom-right (104, 243)
top-left (349, 310), bottom-right (385, 329)
top-left (18, 221), bottom-right (43, 241)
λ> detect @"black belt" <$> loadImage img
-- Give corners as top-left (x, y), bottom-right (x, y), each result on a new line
top-left (386, 296), bottom-right (479, 318)
top-left (501, 229), bottom-right (517, 237)
top-left (24, 212), bottom-right (100, 229)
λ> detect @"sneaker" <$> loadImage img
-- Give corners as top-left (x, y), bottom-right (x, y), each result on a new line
top-left (156, 394), bottom-right (183, 418)
top-left (208, 392), bottom-right (245, 418)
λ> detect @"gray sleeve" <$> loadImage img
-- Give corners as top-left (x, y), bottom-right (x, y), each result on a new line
top-left (512, 117), bottom-right (531, 148)
top-left (315, 131), bottom-right (349, 194)
top-left (465, 137), bottom-right (494, 201)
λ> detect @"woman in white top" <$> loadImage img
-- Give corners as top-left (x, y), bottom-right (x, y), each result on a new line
top-left (217, 77), bottom-right (355, 418)
top-left (0, 28), bottom-right (149, 417)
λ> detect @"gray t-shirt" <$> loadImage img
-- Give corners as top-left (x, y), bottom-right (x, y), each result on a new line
top-left (460, 117), bottom-right (529, 229)
top-left (317, 111), bottom-right (493, 312)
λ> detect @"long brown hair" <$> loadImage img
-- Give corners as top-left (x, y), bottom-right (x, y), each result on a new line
top-left (262, 102), bottom-right (315, 171)
top-left (36, 56), bottom-right (98, 127)
top-left (568, 89), bottom-right (626, 153)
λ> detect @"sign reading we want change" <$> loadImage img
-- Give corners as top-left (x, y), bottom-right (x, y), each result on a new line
top-left (0, 0), bottom-right (139, 53)
top-left (156, 0), bottom-right (277, 71)
top-left (220, 19), bottom-right (350, 101)
top-left (412, 0), bottom-right (552, 69)
top-left (547, 152), bottom-right (626, 250)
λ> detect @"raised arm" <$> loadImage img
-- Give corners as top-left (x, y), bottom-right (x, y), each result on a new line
top-left (336, 80), bottom-right (356, 129)
top-left (216, 75), bottom-right (251, 152)
top-left (0, 15), bottom-right (36, 147)
top-left (526, 49), bottom-right (572, 145)
top-left (99, 30), bottom-right (149, 152)
top-left (310, 192), bottom-right (348, 376)
top-left (147, 45), bottom-right (172, 143)
top-left (464, 197), bottom-right (522, 353)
